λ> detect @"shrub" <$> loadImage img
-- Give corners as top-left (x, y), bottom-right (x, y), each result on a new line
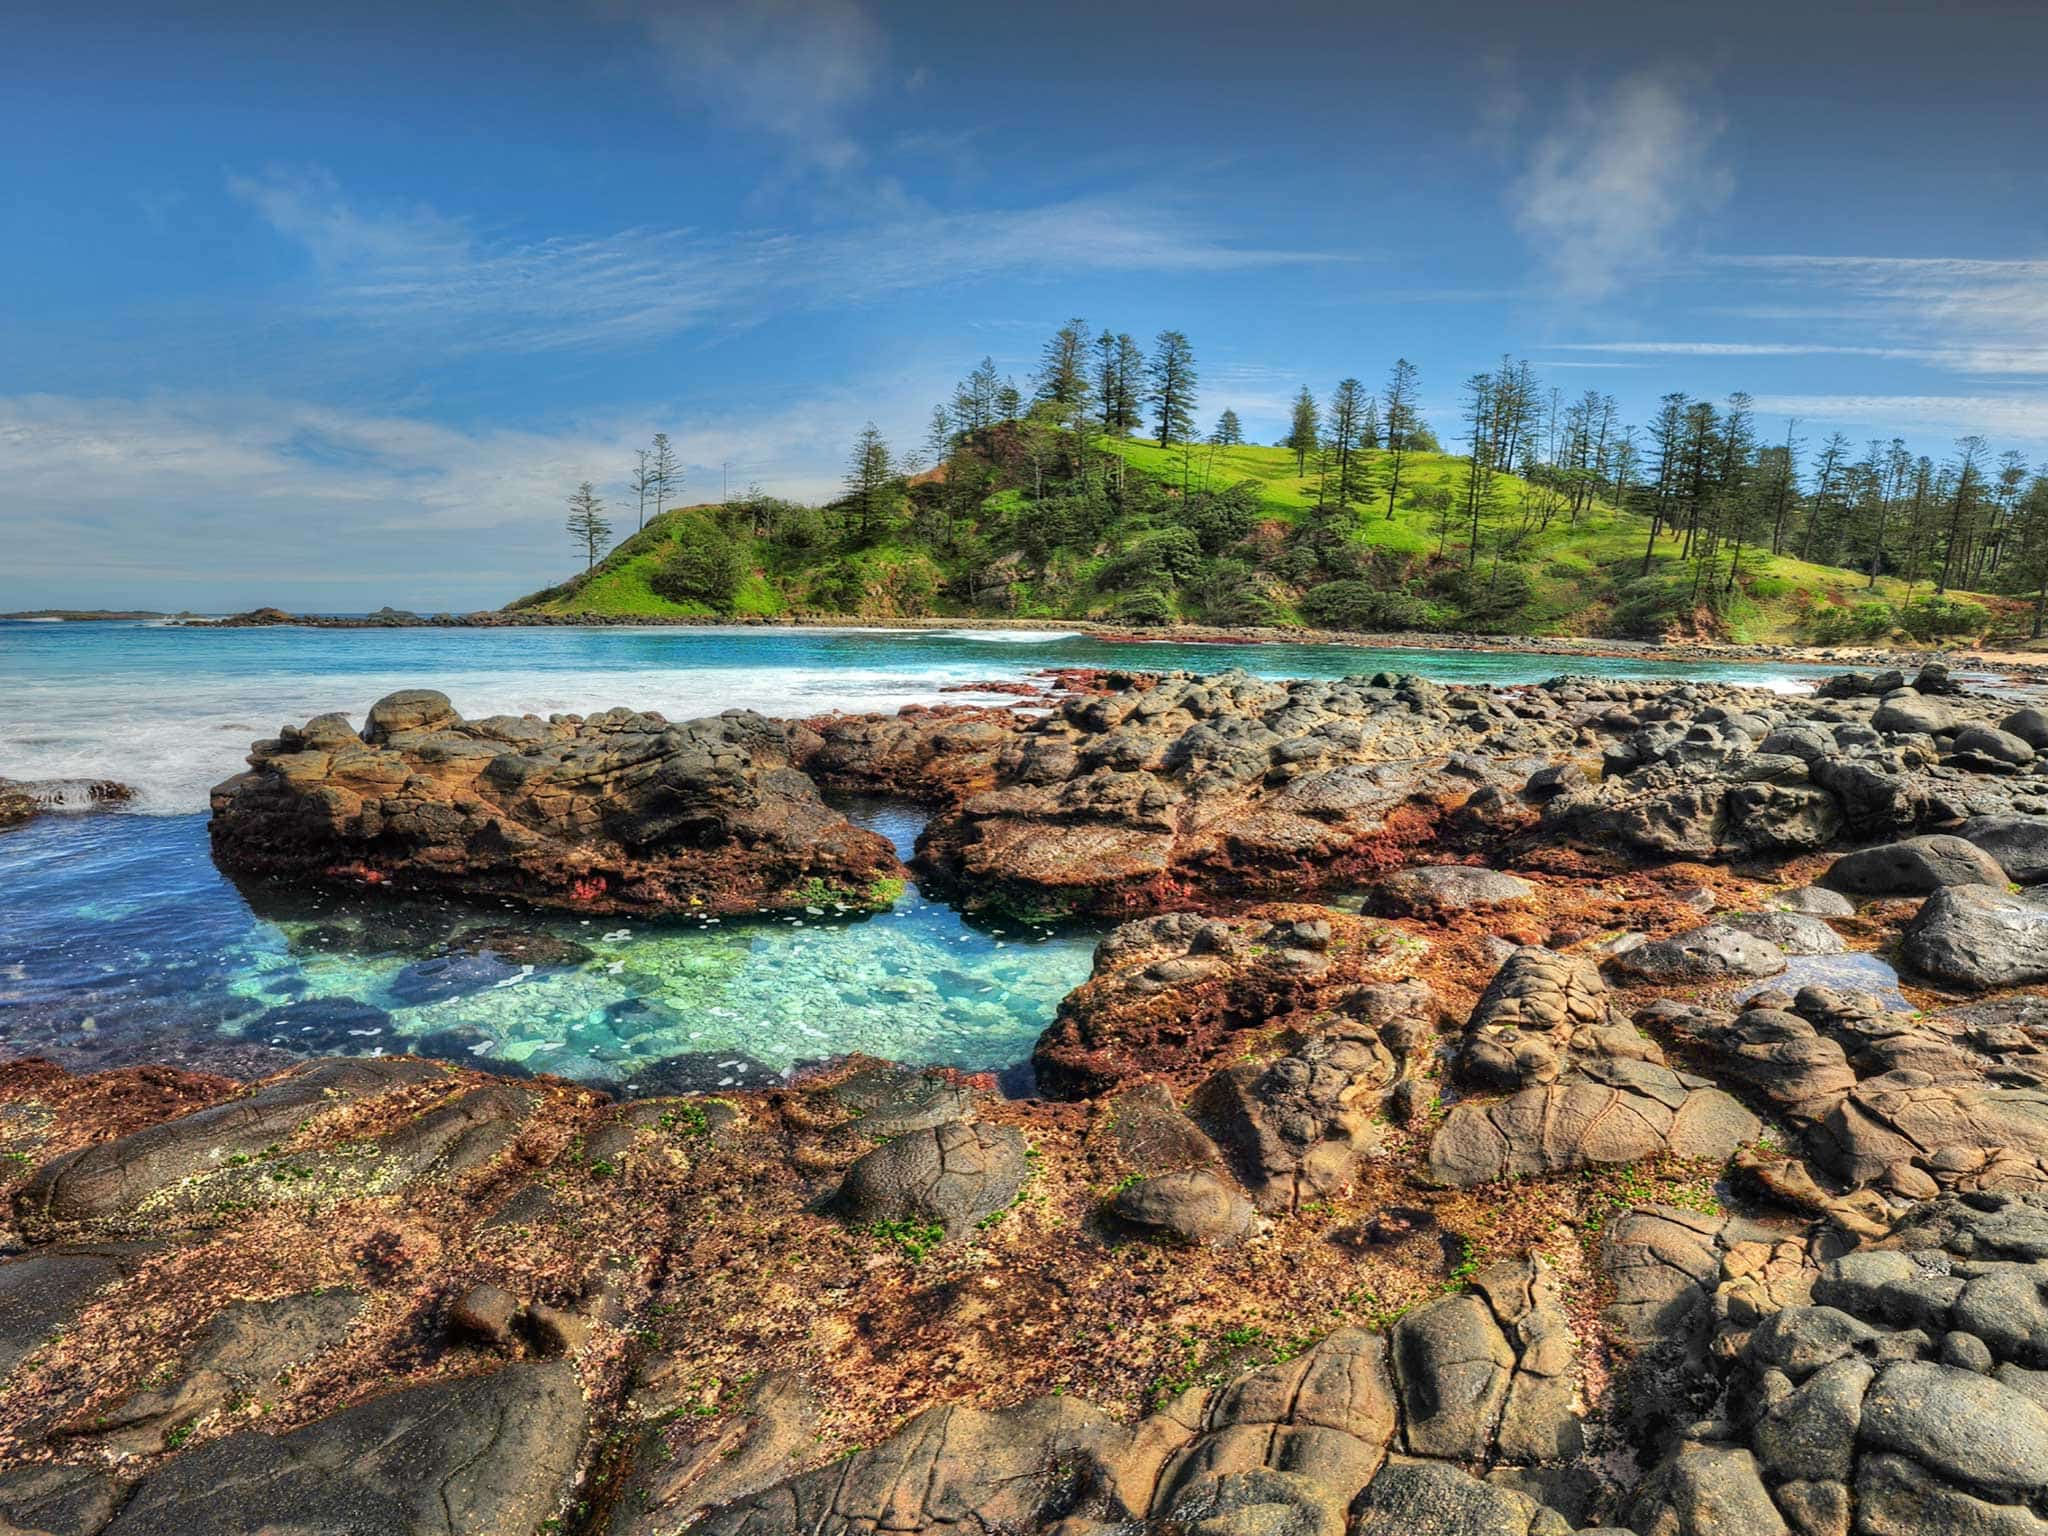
top-left (650, 527), bottom-right (745, 609)
top-left (1298, 579), bottom-right (1433, 631)
top-left (1112, 587), bottom-right (1174, 626)
top-left (1609, 575), bottom-right (1689, 638)
top-left (1186, 559), bottom-right (1281, 626)
top-left (1429, 562), bottom-right (1535, 632)
top-left (1098, 526), bottom-right (1205, 591)
top-left (767, 504), bottom-right (830, 550)
top-left (1897, 596), bottom-right (1990, 640)
top-left (1180, 481), bottom-right (1262, 553)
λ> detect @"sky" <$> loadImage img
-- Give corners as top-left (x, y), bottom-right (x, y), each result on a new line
top-left (3, 0), bottom-right (2045, 611)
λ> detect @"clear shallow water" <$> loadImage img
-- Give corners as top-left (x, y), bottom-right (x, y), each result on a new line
top-left (0, 802), bottom-right (1097, 1087)
top-left (0, 621), bottom-right (1821, 1086)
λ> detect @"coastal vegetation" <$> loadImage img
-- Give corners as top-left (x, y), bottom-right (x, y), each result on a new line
top-left (514, 324), bottom-right (2047, 646)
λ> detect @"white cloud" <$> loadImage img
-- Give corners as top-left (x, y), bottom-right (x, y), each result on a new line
top-left (1507, 69), bottom-right (1732, 300)
top-left (0, 383), bottom-right (941, 609)
top-left (232, 169), bottom-right (1342, 356)
top-left (1556, 338), bottom-right (2048, 374)
top-left (1746, 392), bottom-right (2048, 449)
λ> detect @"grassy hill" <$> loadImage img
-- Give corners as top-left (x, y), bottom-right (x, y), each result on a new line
top-left (508, 428), bottom-right (2016, 646)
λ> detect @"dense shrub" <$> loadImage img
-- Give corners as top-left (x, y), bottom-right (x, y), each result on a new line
top-left (767, 503), bottom-right (830, 550)
top-left (651, 528), bottom-right (745, 609)
top-left (1097, 526), bottom-right (1204, 592)
top-left (1186, 559), bottom-right (1281, 626)
top-left (1608, 575), bottom-right (1690, 638)
top-left (1897, 596), bottom-right (1990, 640)
top-left (1807, 600), bottom-right (1897, 643)
top-left (1112, 587), bottom-right (1174, 625)
top-left (1179, 480), bottom-right (1262, 553)
top-left (1299, 579), bottom-right (1433, 631)
top-left (1429, 562), bottom-right (1536, 631)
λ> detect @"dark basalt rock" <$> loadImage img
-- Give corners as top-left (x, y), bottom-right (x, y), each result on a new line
top-left (906, 669), bottom-right (1578, 915)
top-left (1607, 922), bottom-right (1788, 981)
top-left (829, 1118), bottom-right (1030, 1239)
top-left (1957, 813), bottom-right (2048, 882)
top-left (1372, 863), bottom-right (1537, 917)
top-left (1902, 885), bottom-right (2048, 990)
top-left (1822, 834), bottom-right (2009, 896)
top-left (686, 1268), bottom-right (1590, 1535)
top-left (1616, 1192), bottom-right (2048, 1536)
top-left (1033, 904), bottom-right (1424, 1099)
top-left (11, 1058), bottom-right (446, 1234)
top-left (1429, 949), bottom-right (1759, 1189)
top-left (85, 1291), bottom-right (366, 1452)
top-left (1109, 1168), bottom-right (1255, 1246)
top-left (0, 777), bottom-right (134, 828)
top-left (101, 1361), bottom-right (585, 1536)
top-left (209, 692), bottom-right (903, 917)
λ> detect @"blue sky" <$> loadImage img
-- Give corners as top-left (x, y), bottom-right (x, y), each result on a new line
top-left (4, 0), bottom-right (2045, 610)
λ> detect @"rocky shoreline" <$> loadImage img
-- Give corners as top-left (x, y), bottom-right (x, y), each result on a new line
top-left (11, 663), bottom-right (2048, 1532)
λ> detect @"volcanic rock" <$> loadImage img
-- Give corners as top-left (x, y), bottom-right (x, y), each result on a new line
top-left (209, 693), bottom-right (903, 916)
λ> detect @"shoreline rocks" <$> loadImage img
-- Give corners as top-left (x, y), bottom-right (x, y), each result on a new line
top-left (20, 661), bottom-right (2048, 1532)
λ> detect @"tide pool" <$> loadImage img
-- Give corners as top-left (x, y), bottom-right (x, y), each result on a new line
top-left (0, 621), bottom-right (1828, 1087)
top-left (0, 801), bottom-right (1097, 1088)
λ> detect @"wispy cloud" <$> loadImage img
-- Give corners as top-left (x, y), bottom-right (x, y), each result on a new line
top-left (641, 0), bottom-right (890, 176)
top-left (1556, 338), bottom-right (2048, 374)
top-left (0, 383), bottom-right (935, 607)
top-left (1746, 392), bottom-right (2048, 448)
top-left (1506, 69), bottom-right (1732, 300)
top-left (233, 169), bottom-right (1343, 356)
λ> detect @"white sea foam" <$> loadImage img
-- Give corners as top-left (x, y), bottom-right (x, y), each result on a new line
top-left (926, 629), bottom-right (1081, 642)
top-left (0, 661), bottom-right (1022, 814)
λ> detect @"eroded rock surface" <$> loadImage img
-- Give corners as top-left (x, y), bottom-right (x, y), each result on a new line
top-left (1429, 949), bottom-right (1759, 1188)
top-left (1622, 1192), bottom-right (2048, 1536)
top-left (209, 692), bottom-right (903, 915)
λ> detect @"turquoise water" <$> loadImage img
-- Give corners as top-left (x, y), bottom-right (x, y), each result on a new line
top-left (0, 621), bottom-right (1819, 1085)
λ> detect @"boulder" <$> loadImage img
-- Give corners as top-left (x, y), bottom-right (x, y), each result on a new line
top-left (1427, 1068), bottom-right (1758, 1188)
top-left (1860, 1360), bottom-right (2048, 1491)
top-left (1608, 923), bottom-right (1788, 982)
top-left (830, 1119), bottom-right (1029, 1240)
top-left (1902, 886), bottom-right (2048, 990)
top-left (1873, 690), bottom-right (1958, 736)
top-left (1767, 885), bottom-right (1857, 917)
top-left (1109, 1169), bottom-right (1254, 1246)
top-left (1823, 835), bottom-right (2008, 896)
top-left (1373, 865), bottom-right (1536, 917)
top-left (1191, 1027), bottom-right (1395, 1212)
top-left (1958, 814), bottom-right (2048, 883)
top-left (2003, 707), bottom-right (2048, 749)
top-left (1722, 910), bottom-right (1847, 956)
top-left (1948, 723), bottom-right (2036, 771)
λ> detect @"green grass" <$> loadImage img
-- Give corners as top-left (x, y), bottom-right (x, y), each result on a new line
top-left (506, 438), bottom-right (2013, 645)
top-left (1096, 437), bottom-right (2008, 642)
